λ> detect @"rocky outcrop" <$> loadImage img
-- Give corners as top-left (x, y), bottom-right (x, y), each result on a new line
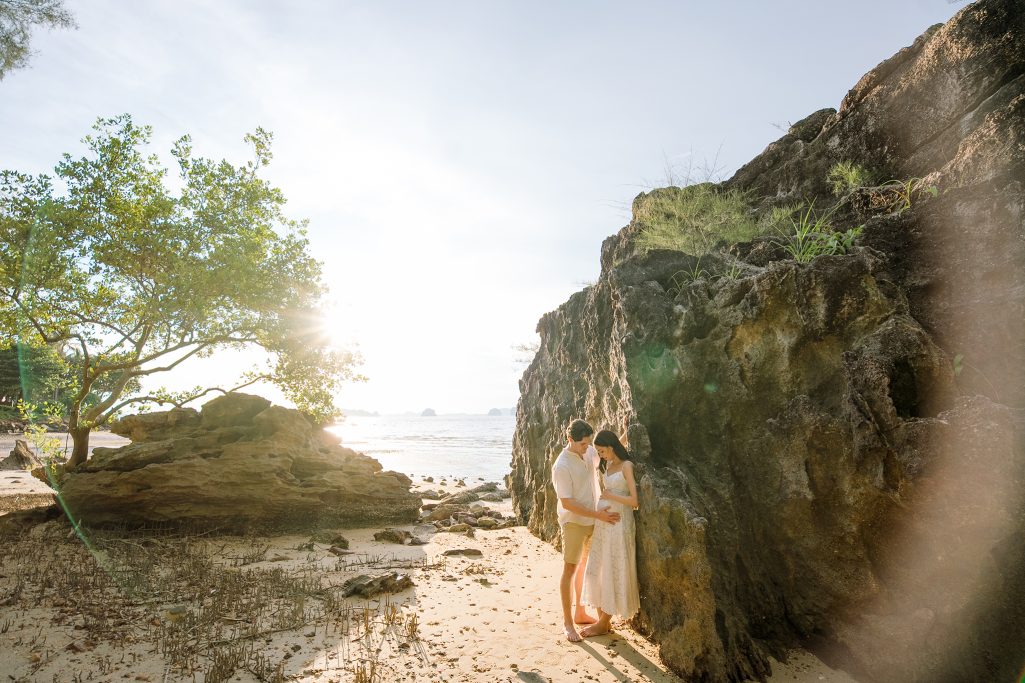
top-left (58, 393), bottom-right (421, 531)
top-left (722, 0), bottom-right (1025, 410)
top-left (510, 2), bottom-right (1025, 681)
top-left (0, 440), bottom-right (42, 470)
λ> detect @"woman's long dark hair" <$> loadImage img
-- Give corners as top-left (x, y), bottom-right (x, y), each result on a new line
top-left (593, 430), bottom-right (630, 473)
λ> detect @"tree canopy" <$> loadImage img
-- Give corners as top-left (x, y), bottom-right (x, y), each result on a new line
top-left (0, 0), bottom-right (75, 79)
top-left (0, 114), bottom-right (359, 467)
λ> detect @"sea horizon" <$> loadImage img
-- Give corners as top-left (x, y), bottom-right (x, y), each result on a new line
top-left (326, 413), bottom-right (516, 483)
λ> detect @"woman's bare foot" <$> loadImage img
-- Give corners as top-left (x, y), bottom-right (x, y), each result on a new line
top-left (564, 624), bottom-right (583, 642)
top-left (574, 611), bottom-right (597, 625)
top-left (580, 620), bottom-right (612, 637)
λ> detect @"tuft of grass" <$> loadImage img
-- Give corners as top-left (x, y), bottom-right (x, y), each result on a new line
top-left (827, 161), bottom-right (875, 196)
top-left (881, 177), bottom-right (938, 215)
top-left (667, 260), bottom-right (711, 296)
top-left (756, 202), bottom-right (802, 234)
top-left (635, 183), bottom-right (765, 255)
top-left (776, 204), bottom-right (862, 263)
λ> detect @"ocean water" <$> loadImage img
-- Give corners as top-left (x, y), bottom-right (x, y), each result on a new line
top-left (325, 414), bottom-right (516, 483)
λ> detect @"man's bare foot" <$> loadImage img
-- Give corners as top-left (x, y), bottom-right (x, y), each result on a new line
top-left (574, 612), bottom-right (597, 625)
top-left (580, 620), bottom-right (612, 637)
top-left (564, 625), bottom-right (583, 642)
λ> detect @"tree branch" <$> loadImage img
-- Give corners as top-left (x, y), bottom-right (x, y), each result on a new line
top-left (126, 341), bottom-right (211, 378)
top-left (99, 319), bottom-right (147, 357)
top-left (83, 368), bottom-right (137, 422)
top-left (7, 294), bottom-right (70, 345)
top-left (93, 333), bottom-right (257, 374)
top-left (102, 375), bottom-right (272, 419)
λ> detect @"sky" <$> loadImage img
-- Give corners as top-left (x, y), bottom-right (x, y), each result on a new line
top-left (0, 0), bottom-right (966, 414)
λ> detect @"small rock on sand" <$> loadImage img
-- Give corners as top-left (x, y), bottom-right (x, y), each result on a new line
top-left (442, 548), bottom-right (483, 557)
top-left (342, 572), bottom-right (414, 597)
top-left (374, 528), bottom-right (413, 544)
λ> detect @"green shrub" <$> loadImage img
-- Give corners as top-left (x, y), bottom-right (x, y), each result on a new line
top-left (827, 161), bottom-right (874, 196)
top-left (635, 184), bottom-right (764, 255)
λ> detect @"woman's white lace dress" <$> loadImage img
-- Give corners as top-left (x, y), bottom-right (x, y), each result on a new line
top-left (582, 469), bottom-right (640, 619)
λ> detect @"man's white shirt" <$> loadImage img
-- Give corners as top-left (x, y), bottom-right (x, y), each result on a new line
top-left (551, 445), bottom-right (600, 526)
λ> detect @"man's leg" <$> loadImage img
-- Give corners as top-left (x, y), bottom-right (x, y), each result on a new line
top-left (573, 541), bottom-right (596, 624)
top-left (560, 560), bottom-right (582, 642)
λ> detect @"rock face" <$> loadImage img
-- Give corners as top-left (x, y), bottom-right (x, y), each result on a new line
top-left (58, 393), bottom-right (421, 530)
top-left (510, 3), bottom-right (1025, 682)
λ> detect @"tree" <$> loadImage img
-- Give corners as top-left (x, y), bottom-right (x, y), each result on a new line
top-left (0, 114), bottom-right (359, 469)
top-left (0, 0), bottom-right (75, 80)
top-left (0, 342), bottom-right (72, 406)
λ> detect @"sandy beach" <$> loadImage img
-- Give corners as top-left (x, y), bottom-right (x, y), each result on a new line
top-left (0, 470), bottom-right (856, 682)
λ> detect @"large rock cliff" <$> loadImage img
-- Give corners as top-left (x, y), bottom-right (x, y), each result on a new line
top-left (510, 2), bottom-right (1025, 681)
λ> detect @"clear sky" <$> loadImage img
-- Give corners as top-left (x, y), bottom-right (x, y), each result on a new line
top-left (1, 0), bottom-right (965, 414)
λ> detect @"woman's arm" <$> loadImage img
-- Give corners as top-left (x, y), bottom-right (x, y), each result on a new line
top-left (599, 462), bottom-right (639, 509)
top-left (560, 497), bottom-right (620, 524)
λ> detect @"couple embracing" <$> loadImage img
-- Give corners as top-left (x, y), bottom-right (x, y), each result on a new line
top-left (552, 419), bottom-right (640, 642)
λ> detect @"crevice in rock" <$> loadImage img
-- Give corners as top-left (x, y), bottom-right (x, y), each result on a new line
top-left (888, 359), bottom-right (921, 419)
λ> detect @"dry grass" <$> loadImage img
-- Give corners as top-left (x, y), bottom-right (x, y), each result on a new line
top-left (0, 521), bottom-right (433, 681)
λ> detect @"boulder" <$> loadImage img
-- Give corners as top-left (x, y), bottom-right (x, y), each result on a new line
top-left (510, 3), bottom-right (1025, 680)
top-left (110, 408), bottom-right (201, 442)
top-left (58, 393), bottom-right (421, 531)
top-left (0, 440), bottom-right (42, 471)
top-left (424, 503), bottom-right (470, 522)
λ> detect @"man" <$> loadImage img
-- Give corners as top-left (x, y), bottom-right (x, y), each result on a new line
top-left (552, 418), bottom-right (620, 642)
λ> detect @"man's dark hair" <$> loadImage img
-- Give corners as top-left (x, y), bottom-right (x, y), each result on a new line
top-left (566, 419), bottom-right (594, 442)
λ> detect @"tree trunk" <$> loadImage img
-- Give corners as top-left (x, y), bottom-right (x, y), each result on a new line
top-left (67, 426), bottom-right (91, 470)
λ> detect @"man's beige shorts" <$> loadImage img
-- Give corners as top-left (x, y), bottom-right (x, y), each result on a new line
top-left (561, 522), bottom-right (594, 565)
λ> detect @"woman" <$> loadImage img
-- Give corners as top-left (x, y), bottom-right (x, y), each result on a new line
top-left (580, 429), bottom-right (640, 636)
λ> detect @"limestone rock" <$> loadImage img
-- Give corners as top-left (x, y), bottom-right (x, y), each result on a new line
top-left (511, 3), bottom-right (1025, 680)
top-left (0, 440), bottom-right (42, 471)
top-left (59, 393), bottom-right (421, 531)
top-left (111, 408), bottom-right (200, 442)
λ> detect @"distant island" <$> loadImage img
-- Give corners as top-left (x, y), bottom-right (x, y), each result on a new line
top-left (341, 408), bottom-right (379, 417)
top-left (487, 408), bottom-right (503, 416)
top-left (421, 408), bottom-right (436, 417)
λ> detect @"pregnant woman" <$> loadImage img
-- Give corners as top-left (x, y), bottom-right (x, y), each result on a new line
top-left (581, 429), bottom-right (640, 636)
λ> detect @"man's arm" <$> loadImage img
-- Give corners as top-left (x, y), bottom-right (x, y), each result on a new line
top-left (559, 497), bottom-right (620, 524)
